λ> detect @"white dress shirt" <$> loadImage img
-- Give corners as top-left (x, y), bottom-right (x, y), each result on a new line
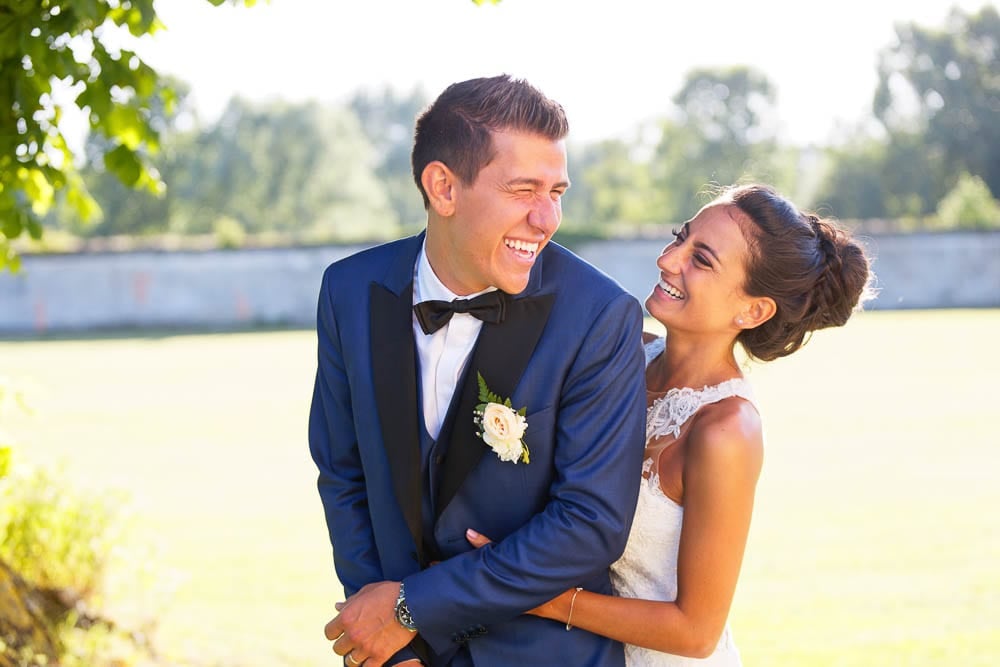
top-left (412, 241), bottom-right (497, 439)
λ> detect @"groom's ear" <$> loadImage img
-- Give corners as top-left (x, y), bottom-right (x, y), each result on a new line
top-left (422, 161), bottom-right (457, 217)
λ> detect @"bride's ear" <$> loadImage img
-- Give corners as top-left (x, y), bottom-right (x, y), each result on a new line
top-left (736, 296), bottom-right (776, 330)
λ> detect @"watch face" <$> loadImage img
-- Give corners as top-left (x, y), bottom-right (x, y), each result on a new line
top-left (395, 588), bottom-right (417, 631)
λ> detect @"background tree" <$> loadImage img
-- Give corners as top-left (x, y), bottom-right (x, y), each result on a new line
top-left (165, 97), bottom-right (395, 241)
top-left (58, 94), bottom-right (396, 243)
top-left (813, 139), bottom-right (891, 220)
top-left (935, 172), bottom-right (1000, 229)
top-left (650, 66), bottom-right (783, 222)
top-left (562, 138), bottom-right (661, 230)
top-left (349, 86), bottom-right (429, 234)
top-left (0, 0), bottom-right (258, 271)
top-left (873, 5), bottom-right (1000, 198)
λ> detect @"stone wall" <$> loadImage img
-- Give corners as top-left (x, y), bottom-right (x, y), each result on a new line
top-left (574, 230), bottom-right (1000, 312)
top-left (1, 231), bottom-right (997, 334)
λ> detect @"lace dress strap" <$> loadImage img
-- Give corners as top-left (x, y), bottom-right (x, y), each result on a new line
top-left (643, 337), bottom-right (756, 444)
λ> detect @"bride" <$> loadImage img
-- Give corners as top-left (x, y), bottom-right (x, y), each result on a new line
top-left (468, 183), bottom-right (872, 665)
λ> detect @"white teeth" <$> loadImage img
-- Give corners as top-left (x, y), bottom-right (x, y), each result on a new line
top-left (658, 279), bottom-right (685, 300)
top-left (505, 239), bottom-right (539, 253)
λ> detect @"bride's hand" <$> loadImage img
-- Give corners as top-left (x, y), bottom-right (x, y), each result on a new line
top-left (465, 528), bottom-right (571, 622)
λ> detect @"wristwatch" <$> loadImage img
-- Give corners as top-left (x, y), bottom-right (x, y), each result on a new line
top-left (394, 583), bottom-right (418, 632)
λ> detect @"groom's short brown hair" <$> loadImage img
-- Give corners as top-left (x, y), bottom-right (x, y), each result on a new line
top-left (411, 74), bottom-right (569, 208)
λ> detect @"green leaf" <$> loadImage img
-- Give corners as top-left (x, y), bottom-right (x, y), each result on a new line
top-left (104, 144), bottom-right (142, 186)
top-left (66, 181), bottom-right (102, 223)
top-left (106, 104), bottom-right (147, 150)
top-left (0, 446), bottom-right (11, 480)
top-left (2, 209), bottom-right (23, 239)
top-left (5, 251), bottom-right (22, 274)
top-left (0, 239), bottom-right (12, 272)
top-left (26, 217), bottom-right (43, 240)
top-left (19, 167), bottom-right (55, 214)
top-left (477, 372), bottom-right (490, 403)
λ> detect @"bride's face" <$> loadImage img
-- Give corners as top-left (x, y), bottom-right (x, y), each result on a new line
top-left (644, 204), bottom-right (753, 336)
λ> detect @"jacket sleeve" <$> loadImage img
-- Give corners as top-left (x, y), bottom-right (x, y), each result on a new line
top-left (308, 266), bottom-right (384, 596)
top-left (402, 292), bottom-right (647, 655)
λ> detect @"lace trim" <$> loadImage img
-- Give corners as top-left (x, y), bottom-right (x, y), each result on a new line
top-left (643, 338), bottom-right (756, 444)
top-left (646, 378), bottom-right (755, 443)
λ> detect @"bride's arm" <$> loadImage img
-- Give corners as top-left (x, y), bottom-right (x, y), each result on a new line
top-left (470, 400), bottom-right (764, 658)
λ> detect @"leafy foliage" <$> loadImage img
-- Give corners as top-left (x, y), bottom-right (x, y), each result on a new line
top-left (0, 0), bottom-right (174, 271)
top-left (873, 5), bottom-right (1000, 198)
top-left (0, 464), bottom-right (126, 598)
top-left (651, 66), bottom-right (784, 222)
top-left (56, 95), bottom-right (398, 241)
top-left (935, 172), bottom-right (1000, 229)
top-left (349, 85), bottom-right (430, 232)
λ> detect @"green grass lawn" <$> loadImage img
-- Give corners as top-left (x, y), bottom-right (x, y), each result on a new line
top-left (2, 309), bottom-right (998, 666)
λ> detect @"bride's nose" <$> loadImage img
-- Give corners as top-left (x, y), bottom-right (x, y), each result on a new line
top-left (657, 245), bottom-right (683, 274)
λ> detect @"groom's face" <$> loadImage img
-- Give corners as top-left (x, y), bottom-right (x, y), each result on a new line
top-left (438, 130), bottom-right (569, 295)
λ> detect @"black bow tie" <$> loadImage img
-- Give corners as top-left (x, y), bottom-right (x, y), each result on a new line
top-left (414, 290), bottom-right (507, 335)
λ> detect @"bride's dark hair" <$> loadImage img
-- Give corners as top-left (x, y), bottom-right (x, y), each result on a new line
top-left (713, 184), bottom-right (873, 362)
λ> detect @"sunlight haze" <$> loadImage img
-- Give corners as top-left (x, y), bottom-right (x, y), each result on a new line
top-left (140, 0), bottom-right (991, 146)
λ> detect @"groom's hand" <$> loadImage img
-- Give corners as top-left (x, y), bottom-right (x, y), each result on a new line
top-left (324, 581), bottom-right (415, 667)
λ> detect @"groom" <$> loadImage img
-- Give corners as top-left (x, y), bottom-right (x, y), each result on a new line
top-left (308, 75), bottom-right (646, 667)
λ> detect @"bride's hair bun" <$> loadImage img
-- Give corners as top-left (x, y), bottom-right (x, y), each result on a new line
top-left (713, 184), bottom-right (873, 362)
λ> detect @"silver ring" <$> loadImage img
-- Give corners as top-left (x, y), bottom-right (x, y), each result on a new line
top-left (346, 653), bottom-right (361, 666)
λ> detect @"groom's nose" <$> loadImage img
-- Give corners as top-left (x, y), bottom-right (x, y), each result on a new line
top-left (527, 197), bottom-right (560, 236)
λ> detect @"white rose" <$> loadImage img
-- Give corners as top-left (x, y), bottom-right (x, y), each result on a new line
top-left (480, 402), bottom-right (527, 463)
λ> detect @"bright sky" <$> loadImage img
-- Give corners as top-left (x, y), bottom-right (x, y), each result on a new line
top-left (138, 0), bottom-right (993, 146)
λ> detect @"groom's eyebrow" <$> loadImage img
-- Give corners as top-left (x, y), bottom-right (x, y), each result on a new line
top-left (508, 177), bottom-right (571, 190)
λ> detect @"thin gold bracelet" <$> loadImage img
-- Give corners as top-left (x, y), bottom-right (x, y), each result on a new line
top-left (565, 587), bottom-right (584, 631)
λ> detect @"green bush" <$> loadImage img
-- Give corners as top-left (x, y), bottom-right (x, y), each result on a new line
top-left (213, 215), bottom-right (248, 250)
top-left (0, 379), bottom-right (176, 666)
top-left (0, 464), bottom-right (126, 601)
top-left (935, 173), bottom-right (1000, 229)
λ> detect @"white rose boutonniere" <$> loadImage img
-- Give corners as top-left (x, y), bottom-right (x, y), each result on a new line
top-left (473, 372), bottom-right (529, 464)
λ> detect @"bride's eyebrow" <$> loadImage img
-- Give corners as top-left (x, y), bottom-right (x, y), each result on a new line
top-left (694, 239), bottom-right (721, 264)
top-left (685, 222), bottom-right (721, 265)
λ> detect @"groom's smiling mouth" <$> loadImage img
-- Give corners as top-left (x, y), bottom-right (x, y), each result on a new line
top-left (658, 278), bottom-right (685, 300)
top-left (504, 237), bottom-right (540, 260)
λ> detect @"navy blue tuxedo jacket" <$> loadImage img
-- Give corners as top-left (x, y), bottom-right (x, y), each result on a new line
top-left (309, 232), bottom-right (646, 666)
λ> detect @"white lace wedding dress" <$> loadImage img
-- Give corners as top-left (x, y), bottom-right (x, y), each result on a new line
top-left (610, 337), bottom-right (755, 666)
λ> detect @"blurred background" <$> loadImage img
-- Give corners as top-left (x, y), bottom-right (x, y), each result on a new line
top-left (0, 1), bottom-right (997, 665)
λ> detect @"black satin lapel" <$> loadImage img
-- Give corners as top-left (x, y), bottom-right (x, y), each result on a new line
top-left (435, 294), bottom-right (556, 516)
top-left (370, 282), bottom-right (424, 563)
